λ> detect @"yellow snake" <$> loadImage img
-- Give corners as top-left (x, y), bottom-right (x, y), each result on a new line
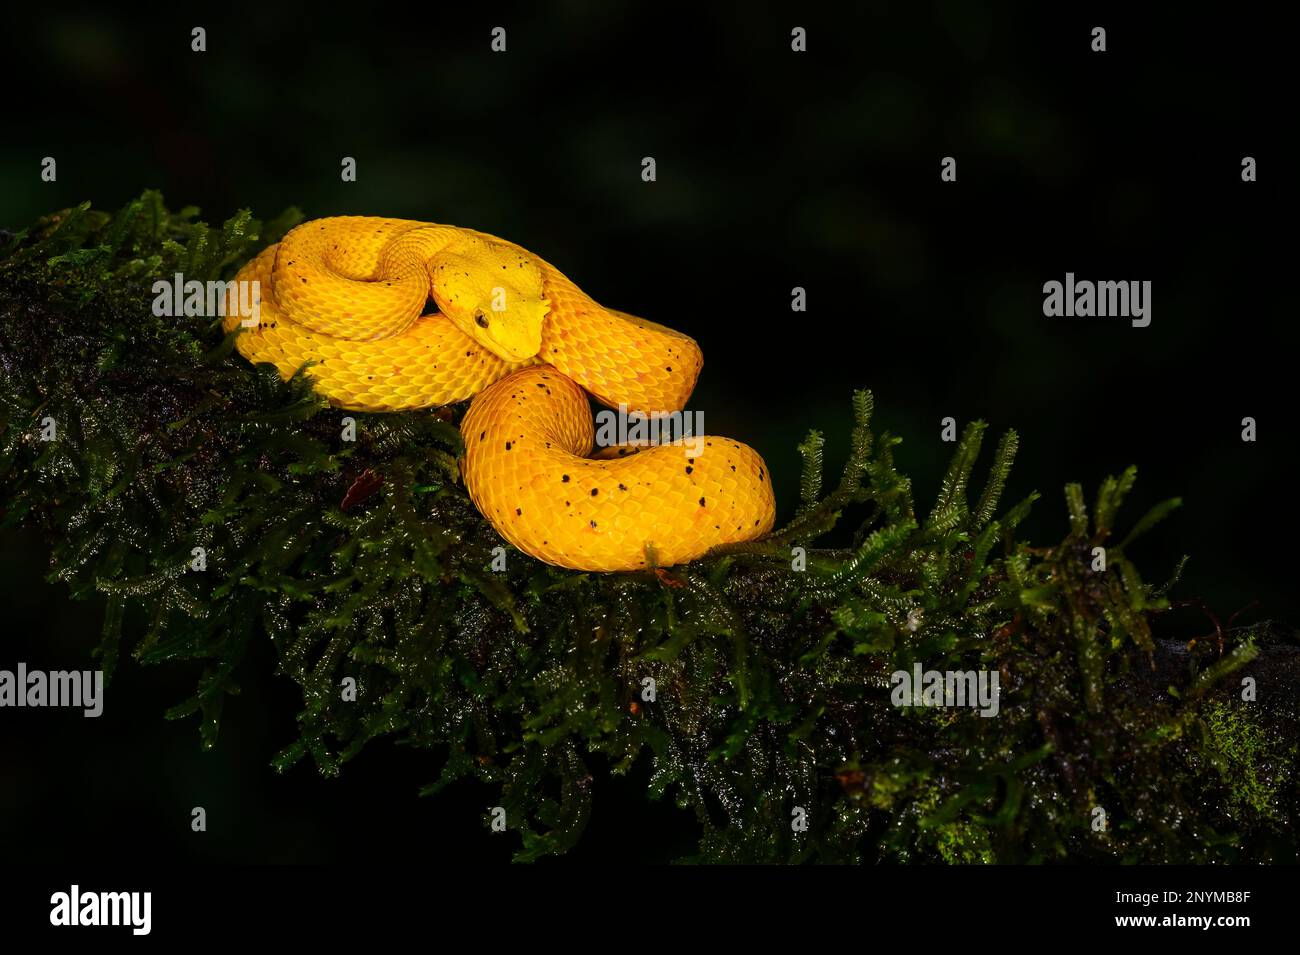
top-left (223, 217), bottom-right (775, 571)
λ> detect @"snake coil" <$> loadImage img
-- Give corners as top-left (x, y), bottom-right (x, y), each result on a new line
top-left (225, 216), bottom-right (775, 571)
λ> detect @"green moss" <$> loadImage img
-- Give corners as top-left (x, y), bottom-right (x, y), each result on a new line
top-left (915, 782), bottom-right (994, 864)
top-left (1202, 700), bottom-right (1292, 822)
top-left (934, 821), bottom-right (994, 865)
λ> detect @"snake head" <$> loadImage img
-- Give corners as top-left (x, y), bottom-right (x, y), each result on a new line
top-left (432, 247), bottom-right (549, 363)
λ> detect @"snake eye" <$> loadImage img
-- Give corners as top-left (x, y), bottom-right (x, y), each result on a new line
top-left (474, 309), bottom-right (490, 329)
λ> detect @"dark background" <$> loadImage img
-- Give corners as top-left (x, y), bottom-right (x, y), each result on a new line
top-left (1, 3), bottom-right (1291, 862)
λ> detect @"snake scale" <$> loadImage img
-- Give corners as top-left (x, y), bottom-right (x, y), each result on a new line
top-left (223, 217), bottom-right (775, 571)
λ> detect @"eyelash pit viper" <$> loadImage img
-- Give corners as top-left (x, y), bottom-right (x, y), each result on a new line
top-left (223, 216), bottom-right (775, 571)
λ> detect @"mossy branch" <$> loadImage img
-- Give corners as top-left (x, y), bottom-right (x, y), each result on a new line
top-left (2, 194), bottom-right (1295, 863)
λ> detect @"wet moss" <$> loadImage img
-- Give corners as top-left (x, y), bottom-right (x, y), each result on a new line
top-left (1202, 699), bottom-right (1293, 823)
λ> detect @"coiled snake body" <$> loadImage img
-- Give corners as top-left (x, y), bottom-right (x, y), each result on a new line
top-left (225, 217), bottom-right (775, 571)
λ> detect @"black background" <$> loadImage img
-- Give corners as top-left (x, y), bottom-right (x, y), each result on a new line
top-left (1, 3), bottom-right (1291, 863)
